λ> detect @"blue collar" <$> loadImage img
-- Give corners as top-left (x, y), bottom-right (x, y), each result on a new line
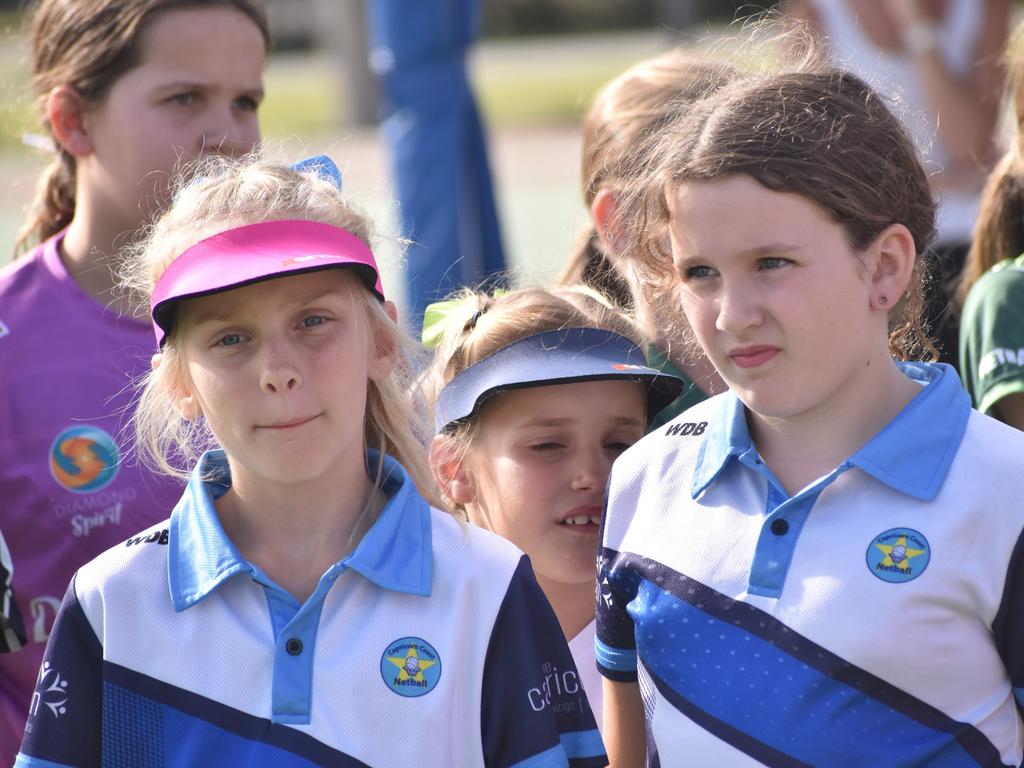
top-left (168, 449), bottom-right (433, 611)
top-left (691, 362), bottom-right (970, 501)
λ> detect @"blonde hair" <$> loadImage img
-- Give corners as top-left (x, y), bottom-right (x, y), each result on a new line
top-left (16, 0), bottom-right (270, 255)
top-left (557, 49), bottom-right (737, 310)
top-left (123, 153), bottom-right (442, 508)
top-left (957, 22), bottom-right (1024, 307)
top-left (422, 285), bottom-right (648, 512)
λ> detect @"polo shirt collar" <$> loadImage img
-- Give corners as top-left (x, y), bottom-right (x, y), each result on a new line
top-left (168, 449), bottom-right (432, 611)
top-left (691, 362), bottom-right (969, 501)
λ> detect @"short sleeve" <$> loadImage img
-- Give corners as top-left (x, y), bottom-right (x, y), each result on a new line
top-left (16, 574), bottom-right (102, 768)
top-left (0, 527), bottom-right (27, 652)
top-left (480, 556), bottom-right (606, 768)
top-left (959, 265), bottom-right (1024, 415)
top-left (595, 544), bottom-right (641, 683)
top-left (992, 527), bottom-right (1024, 713)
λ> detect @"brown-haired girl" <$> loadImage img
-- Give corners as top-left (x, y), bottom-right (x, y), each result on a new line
top-left (557, 49), bottom-right (734, 428)
top-left (596, 63), bottom-right (1024, 766)
top-left (424, 286), bottom-right (683, 729)
top-left (17, 155), bottom-right (607, 766)
top-left (958, 22), bottom-right (1024, 430)
top-left (0, 1), bottom-right (267, 758)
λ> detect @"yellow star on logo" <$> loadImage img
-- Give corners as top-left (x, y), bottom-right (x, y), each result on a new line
top-left (875, 535), bottom-right (926, 571)
top-left (386, 647), bottom-right (437, 683)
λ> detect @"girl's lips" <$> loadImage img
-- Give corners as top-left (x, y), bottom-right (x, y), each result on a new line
top-left (257, 414), bottom-right (320, 430)
top-left (729, 346), bottom-right (779, 368)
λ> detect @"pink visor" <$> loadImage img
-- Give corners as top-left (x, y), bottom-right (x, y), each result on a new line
top-left (150, 219), bottom-right (384, 346)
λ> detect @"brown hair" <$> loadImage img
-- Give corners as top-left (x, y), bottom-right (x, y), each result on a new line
top-left (422, 286), bottom-right (648, 512)
top-left (557, 49), bottom-right (737, 309)
top-left (625, 66), bottom-right (939, 361)
top-left (15, 0), bottom-right (270, 255)
top-left (123, 153), bottom-right (443, 510)
top-left (957, 23), bottom-right (1024, 306)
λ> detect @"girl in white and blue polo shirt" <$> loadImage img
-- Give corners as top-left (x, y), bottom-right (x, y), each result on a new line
top-left (16, 156), bottom-right (606, 768)
top-left (596, 62), bottom-right (1024, 767)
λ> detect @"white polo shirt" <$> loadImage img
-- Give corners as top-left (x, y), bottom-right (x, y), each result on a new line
top-left (18, 450), bottom-right (606, 767)
top-left (597, 362), bottom-right (1024, 767)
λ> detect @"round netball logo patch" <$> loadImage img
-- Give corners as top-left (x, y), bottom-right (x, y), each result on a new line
top-left (49, 426), bottom-right (120, 494)
top-left (866, 528), bottom-right (930, 583)
top-left (380, 637), bottom-right (441, 697)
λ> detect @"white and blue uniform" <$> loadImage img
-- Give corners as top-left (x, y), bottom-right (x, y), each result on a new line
top-left (18, 450), bottom-right (605, 768)
top-left (596, 363), bottom-right (1024, 767)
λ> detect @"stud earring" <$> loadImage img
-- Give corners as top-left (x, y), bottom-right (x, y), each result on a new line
top-left (879, 295), bottom-right (888, 306)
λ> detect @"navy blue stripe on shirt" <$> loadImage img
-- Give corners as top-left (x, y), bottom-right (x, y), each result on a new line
top-left (104, 663), bottom-right (370, 767)
top-left (19, 577), bottom-right (102, 766)
top-left (647, 666), bottom-right (813, 767)
top-left (991, 525), bottom-right (1024, 696)
top-left (615, 552), bottom-right (1008, 768)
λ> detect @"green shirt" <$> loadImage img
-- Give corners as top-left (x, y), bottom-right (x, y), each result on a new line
top-left (959, 255), bottom-right (1024, 415)
top-left (646, 346), bottom-right (710, 431)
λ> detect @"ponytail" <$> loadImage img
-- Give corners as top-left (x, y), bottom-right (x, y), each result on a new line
top-left (14, 151), bottom-right (76, 256)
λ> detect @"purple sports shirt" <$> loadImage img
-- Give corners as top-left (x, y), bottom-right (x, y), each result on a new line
top-left (0, 233), bottom-right (182, 762)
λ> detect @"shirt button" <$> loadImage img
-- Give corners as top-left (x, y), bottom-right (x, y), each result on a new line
top-left (286, 638), bottom-right (303, 656)
top-left (771, 519), bottom-right (789, 536)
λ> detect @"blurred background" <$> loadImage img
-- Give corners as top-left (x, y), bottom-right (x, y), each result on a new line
top-left (0, 0), bottom-right (777, 316)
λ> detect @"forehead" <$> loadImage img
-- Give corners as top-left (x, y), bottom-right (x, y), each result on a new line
top-left (130, 6), bottom-right (266, 83)
top-left (177, 269), bottom-right (362, 323)
top-left (669, 175), bottom-right (841, 253)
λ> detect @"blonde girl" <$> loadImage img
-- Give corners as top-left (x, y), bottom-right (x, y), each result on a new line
top-left (424, 286), bottom-right (683, 730)
top-left (16, 156), bottom-right (606, 768)
top-left (557, 48), bottom-right (736, 426)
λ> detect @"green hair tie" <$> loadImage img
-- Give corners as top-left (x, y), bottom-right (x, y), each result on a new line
top-left (421, 291), bottom-right (507, 349)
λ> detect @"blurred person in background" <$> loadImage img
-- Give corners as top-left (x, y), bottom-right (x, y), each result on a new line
top-left (786, 0), bottom-right (1011, 369)
top-left (958, 21), bottom-right (1024, 430)
top-left (368, 0), bottom-right (508, 332)
top-left (0, 0), bottom-right (268, 759)
top-left (558, 48), bottom-right (733, 427)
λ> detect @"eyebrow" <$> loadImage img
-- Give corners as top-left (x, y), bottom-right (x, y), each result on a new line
top-left (151, 80), bottom-right (265, 98)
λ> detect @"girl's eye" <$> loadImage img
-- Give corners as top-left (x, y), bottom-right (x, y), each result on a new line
top-left (530, 442), bottom-right (564, 453)
top-left (682, 264), bottom-right (717, 281)
top-left (234, 95), bottom-right (260, 112)
top-left (216, 333), bottom-right (243, 347)
top-left (301, 315), bottom-right (327, 328)
top-left (168, 92), bottom-right (196, 107)
top-left (606, 440), bottom-right (636, 456)
top-left (758, 257), bottom-right (791, 271)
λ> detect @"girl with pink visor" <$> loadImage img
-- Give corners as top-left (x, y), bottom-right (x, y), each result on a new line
top-left (16, 156), bottom-right (606, 768)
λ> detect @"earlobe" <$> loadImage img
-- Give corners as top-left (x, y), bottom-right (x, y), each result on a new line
top-left (46, 85), bottom-right (94, 157)
top-left (867, 223), bottom-right (916, 311)
top-left (429, 436), bottom-right (476, 505)
top-left (156, 353), bottom-right (201, 420)
top-left (176, 393), bottom-right (201, 422)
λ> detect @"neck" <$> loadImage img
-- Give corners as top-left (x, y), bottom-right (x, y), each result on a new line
top-left (748, 353), bottom-right (921, 496)
top-left (534, 573), bottom-right (595, 641)
top-left (60, 199), bottom-right (145, 318)
top-left (216, 456), bottom-right (382, 603)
